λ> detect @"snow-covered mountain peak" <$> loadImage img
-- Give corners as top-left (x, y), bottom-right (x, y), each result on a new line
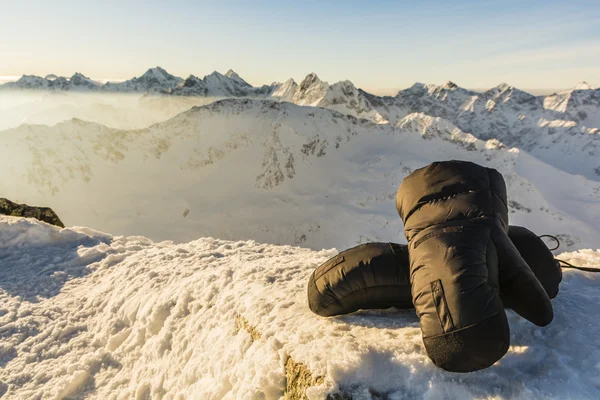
top-left (543, 84), bottom-right (600, 124)
top-left (14, 75), bottom-right (49, 88)
top-left (443, 80), bottom-right (459, 89)
top-left (419, 82), bottom-right (475, 101)
top-left (293, 73), bottom-right (329, 106)
top-left (200, 71), bottom-right (261, 97)
top-left (483, 83), bottom-right (537, 104)
top-left (68, 73), bottom-right (101, 89)
top-left (166, 75), bottom-right (208, 96)
top-left (324, 80), bottom-right (359, 98)
top-left (298, 73), bottom-right (323, 89)
top-left (70, 72), bottom-right (89, 79)
top-left (270, 78), bottom-right (298, 102)
top-left (140, 66), bottom-right (171, 80)
top-left (224, 69), bottom-right (251, 87)
top-left (396, 112), bottom-right (481, 147)
top-left (102, 67), bottom-right (183, 93)
top-left (338, 79), bottom-right (355, 88)
top-left (408, 82), bottom-right (427, 91)
top-left (166, 72), bottom-right (268, 98)
top-left (496, 82), bottom-right (511, 91)
top-left (0, 73), bottom-right (101, 91)
top-left (206, 70), bottom-right (226, 79)
top-left (573, 81), bottom-right (593, 91)
top-left (181, 74), bottom-right (202, 85)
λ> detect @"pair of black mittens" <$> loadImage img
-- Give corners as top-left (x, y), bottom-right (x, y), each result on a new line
top-left (396, 160), bottom-right (554, 372)
top-left (307, 226), bottom-right (561, 318)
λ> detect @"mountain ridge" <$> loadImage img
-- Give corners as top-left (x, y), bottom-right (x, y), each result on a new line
top-left (1, 98), bottom-right (598, 251)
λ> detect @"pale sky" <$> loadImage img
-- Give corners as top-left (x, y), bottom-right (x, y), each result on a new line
top-left (1, 0), bottom-right (599, 93)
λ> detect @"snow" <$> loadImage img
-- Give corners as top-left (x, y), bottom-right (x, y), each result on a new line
top-left (0, 74), bottom-right (101, 92)
top-left (1, 99), bottom-right (598, 251)
top-left (573, 82), bottom-right (594, 91)
top-left (292, 73), bottom-right (330, 106)
top-left (270, 79), bottom-right (298, 102)
top-left (4, 69), bottom-right (599, 179)
top-left (167, 72), bottom-right (270, 98)
top-left (2, 70), bottom-right (600, 398)
top-left (0, 215), bottom-right (599, 399)
top-left (102, 67), bottom-right (183, 93)
top-left (224, 70), bottom-right (251, 88)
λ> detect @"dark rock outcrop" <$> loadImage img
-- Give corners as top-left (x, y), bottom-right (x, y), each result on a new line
top-left (0, 198), bottom-right (64, 227)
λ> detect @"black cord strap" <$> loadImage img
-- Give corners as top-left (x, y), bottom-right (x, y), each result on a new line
top-left (539, 234), bottom-right (560, 251)
top-left (537, 234), bottom-right (599, 272)
top-left (557, 258), bottom-right (600, 273)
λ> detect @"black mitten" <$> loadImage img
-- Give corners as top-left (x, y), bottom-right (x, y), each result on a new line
top-left (396, 160), bottom-right (552, 372)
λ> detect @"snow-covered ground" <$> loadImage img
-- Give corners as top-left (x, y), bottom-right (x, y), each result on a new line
top-left (1, 216), bottom-right (599, 399)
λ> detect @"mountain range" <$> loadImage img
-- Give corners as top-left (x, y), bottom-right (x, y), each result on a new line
top-left (1, 98), bottom-right (598, 251)
top-left (3, 68), bottom-right (599, 180)
top-left (1, 67), bottom-right (600, 250)
top-left (3, 63), bottom-right (600, 400)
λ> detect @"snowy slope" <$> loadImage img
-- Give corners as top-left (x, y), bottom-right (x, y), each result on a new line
top-left (350, 82), bottom-right (600, 181)
top-left (543, 83), bottom-right (600, 128)
top-left (1, 216), bottom-right (599, 399)
top-left (224, 69), bottom-right (252, 87)
top-left (270, 79), bottom-right (298, 102)
top-left (314, 80), bottom-right (387, 124)
top-left (0, 99), bottom-right (598, 251)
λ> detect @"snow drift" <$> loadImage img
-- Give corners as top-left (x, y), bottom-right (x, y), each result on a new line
top-left (0, 216), bottom-right (599, 399)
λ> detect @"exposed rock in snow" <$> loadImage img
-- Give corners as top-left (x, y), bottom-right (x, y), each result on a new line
top-left (0, 215), bottom-right (599, 399)
top-left (0, 198), bottom-right (64, 227)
